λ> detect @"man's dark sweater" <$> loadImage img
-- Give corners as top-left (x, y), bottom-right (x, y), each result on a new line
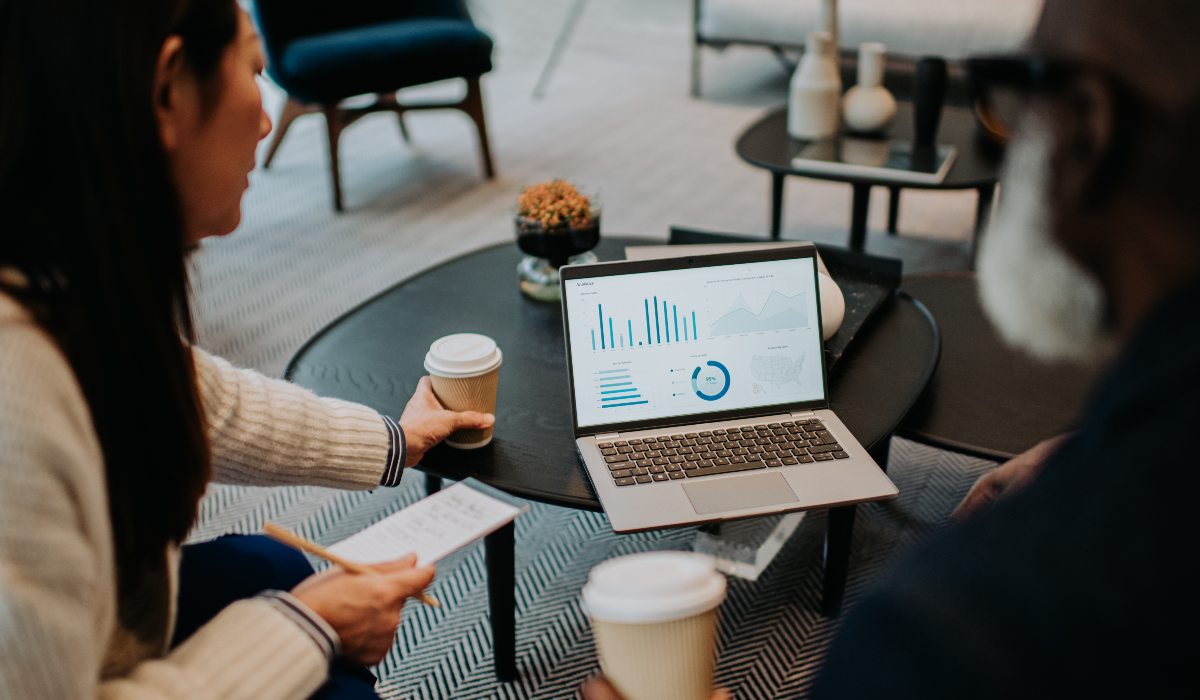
top-left (814, 280), bottom-right (1200, 698)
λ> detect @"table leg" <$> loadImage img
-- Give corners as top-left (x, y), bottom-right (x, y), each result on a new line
top-left (770, 172), bottom-right (785, 240)
top-left (821, 432), bottom-right (889, 615)
top-left (424, 472), bottom-right (442, 496)
top-left (886, 186), bottom-right (901, 235)
top-left (485, 521), bottom-right (517, 682)
top-left (821, 505), bottom-right (856, 616)
top-left (869, 436), bottom-right (891, 473)
top-left (849, 182), bottom-right (871, 252)
top-left (971, 184), bottom-right (997, 267)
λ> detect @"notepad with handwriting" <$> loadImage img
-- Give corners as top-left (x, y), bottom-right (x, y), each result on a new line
top-left (328, 479), bottom-right (525, 567)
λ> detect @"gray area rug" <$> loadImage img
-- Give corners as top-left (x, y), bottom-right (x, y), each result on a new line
top-left (188, 1), bottom-right (999, 696)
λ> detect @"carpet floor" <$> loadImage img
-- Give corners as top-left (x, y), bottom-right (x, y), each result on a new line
top-left (188, 1), bottom-right (998, 697)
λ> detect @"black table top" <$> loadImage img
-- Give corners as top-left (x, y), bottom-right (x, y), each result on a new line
top-left (286, 237), bottom-right (940, 511)
top-left (735, 103), bottom-right (1001, 191)
top-left (897, 272), bottom-right (1098, 461)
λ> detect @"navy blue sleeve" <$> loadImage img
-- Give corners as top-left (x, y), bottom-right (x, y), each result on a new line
top-left (379, 415), bottom-right (406, 486)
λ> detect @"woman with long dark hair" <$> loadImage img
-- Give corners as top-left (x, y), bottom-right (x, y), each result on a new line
top-left (0, 0), bottom-right (493, 697)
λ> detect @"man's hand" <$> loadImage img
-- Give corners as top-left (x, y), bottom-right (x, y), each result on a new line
top-left (952, 434), bottom-right (1069, 521)
top-left (398, 376), bottom-right (495, 466)
top-left (581, 676), bottom-right (730, 700)
top-left (291, 554), bottom-right (435, 665)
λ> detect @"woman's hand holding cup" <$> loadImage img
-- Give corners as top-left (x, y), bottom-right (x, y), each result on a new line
top-left (291, 554), bottom-right (435, 665)
top-left (418, 334), bottom-right (503, 451)
top-left (398, 376), bottom-right (495, 466)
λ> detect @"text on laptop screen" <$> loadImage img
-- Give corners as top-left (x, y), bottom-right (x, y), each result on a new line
top-left (565, 257), bottom-right (825, 429)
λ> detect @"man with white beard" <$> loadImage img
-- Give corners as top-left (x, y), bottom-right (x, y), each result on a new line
top-left (812, 0), bottom-right (1200, 695)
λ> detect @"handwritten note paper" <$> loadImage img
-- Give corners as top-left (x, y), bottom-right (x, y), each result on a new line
top-left (328, 481), bottom-right (522, 567)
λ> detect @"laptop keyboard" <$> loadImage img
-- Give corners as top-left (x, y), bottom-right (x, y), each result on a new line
top-left (597, 419), bottom-right (848, 487)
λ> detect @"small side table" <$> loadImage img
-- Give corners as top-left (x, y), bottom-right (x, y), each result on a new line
top-left (735, 103), bottom-right (1001, 252)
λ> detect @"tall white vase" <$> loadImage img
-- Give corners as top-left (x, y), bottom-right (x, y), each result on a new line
top-left (788, 31), bottom-right (841, 140)
top-left (842, 42), bottom-right (897, 133)
top-left (818, 0), bottom-right (839, 54)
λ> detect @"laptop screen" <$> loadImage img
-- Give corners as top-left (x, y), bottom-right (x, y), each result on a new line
top-left (562, 253), bottom-right (826, 431)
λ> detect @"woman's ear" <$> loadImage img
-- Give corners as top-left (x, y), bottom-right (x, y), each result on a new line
top-left (154, 35), bottom-right (187, 153)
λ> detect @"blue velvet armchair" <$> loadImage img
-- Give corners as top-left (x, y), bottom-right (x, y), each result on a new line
top-left (253, 0), bottom-right (495, 210)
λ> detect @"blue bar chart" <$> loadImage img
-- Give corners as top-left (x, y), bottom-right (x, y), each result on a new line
top-left (596, 368), bottom-right (648, 408)
top-left (588, 298), bottom-right (699, 351)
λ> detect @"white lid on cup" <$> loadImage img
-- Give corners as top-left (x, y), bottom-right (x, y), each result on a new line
top-left (582, 552), bottom-right (726, 625)
top-left (424, 333), bottom-right (503, 377)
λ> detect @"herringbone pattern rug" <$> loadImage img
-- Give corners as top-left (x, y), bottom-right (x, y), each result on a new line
top-left (191, 439), bottom-right (994, 698)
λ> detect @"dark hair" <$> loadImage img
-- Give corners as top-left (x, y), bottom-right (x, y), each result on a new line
top-left (0, 0), bottom-right (238, 621)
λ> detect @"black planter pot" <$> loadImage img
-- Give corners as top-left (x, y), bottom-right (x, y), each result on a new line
top-left (515, 215), bottom-right (601, 268)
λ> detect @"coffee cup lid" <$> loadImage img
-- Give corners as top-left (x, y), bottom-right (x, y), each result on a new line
top-left (582, 552), bottom-right (726, 624)
top-left (424, 333), bottom-right (502, 377)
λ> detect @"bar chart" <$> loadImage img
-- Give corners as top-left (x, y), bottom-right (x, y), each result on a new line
top-left (595, 368), bottom-right (648, 408)
top-left (589, 297), bottom-right (699, 351)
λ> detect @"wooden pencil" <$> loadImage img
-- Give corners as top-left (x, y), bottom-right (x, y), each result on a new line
top-left (263, 522), bottom-right (440, 608)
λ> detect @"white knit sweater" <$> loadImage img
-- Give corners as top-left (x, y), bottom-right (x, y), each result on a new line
top-left (0, 292), bottom-right (403, 699)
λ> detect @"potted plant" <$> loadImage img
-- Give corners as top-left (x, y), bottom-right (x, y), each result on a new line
top-left (514, 180), bottom-right (600, 301)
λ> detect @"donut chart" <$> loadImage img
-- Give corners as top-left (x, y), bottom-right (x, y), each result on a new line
top-left (691, 360), bottom-right (731, 401)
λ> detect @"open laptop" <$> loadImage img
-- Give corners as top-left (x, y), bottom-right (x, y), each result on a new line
top-left (559, 246), bottom-right (897, 532)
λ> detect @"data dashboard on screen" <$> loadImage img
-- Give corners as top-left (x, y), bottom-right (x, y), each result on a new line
top-left (564, 257), bottom-right (826, 429)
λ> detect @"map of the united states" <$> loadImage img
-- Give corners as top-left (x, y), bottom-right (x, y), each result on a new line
top-left (751, 354), bottom-right (805, 388)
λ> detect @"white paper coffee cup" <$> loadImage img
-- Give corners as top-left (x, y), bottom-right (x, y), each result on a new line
top-left (423, 333), bottom-right (502, 448)
top-left (582, 552), bottom-right (726, 700)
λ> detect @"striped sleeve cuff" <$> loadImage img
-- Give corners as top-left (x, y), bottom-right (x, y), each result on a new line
top-left (380, 415), bottom-right (405, 487)
top-left (259, 590), bottom-right (341, 661)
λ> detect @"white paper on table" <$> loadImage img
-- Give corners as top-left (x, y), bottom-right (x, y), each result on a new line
top-left (327, 480), bottom-right (524, 567)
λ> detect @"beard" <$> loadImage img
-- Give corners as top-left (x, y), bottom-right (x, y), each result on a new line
top-left (977, 117), bottom-right (1117, 364)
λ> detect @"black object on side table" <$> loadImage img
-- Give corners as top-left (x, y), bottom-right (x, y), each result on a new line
top-left (286, 237), bottom-right (939, 681)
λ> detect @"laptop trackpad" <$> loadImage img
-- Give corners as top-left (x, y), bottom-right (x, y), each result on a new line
top-left (683, 473), bottom-right (799, 515)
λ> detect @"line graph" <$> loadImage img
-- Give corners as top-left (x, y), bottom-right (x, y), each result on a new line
top-left (709, 290), bottom-right (809, 337)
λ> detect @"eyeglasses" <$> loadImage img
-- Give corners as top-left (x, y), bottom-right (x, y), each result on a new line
top-left (966, 54), bottom-right (1093, 142)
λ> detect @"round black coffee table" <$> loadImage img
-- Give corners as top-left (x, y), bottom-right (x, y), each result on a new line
top-left (286, 236), bottom-right (939, 681)
top-left (897, 272), bottom-right (1097, 461)
top-left (735, 103), bottom-right (1002, 250)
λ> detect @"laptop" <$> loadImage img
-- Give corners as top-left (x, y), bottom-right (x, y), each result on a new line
top-left (559, 246), bottom-right (898, 532)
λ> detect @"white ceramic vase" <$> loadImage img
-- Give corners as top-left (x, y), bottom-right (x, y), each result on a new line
top-left (788, 31), bottom-right (841, 140)
top-left (842, 42), bottom-right (897, 133)
top-left (818, 0), bottom-right (839, 53)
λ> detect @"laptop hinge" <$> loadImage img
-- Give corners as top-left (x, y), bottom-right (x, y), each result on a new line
top-left (790, 411), bottom-right (817, 418)
top-left (594, 432), bottom-right (621, 440)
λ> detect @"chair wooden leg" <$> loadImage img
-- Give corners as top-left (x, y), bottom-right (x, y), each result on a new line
top-left (263, 97), bottom-right (310, 169)
top-left (462, 77), bottom-right (496, 179)
top-left (396, 112), bottom-right (412, 144)
top-left (377, 93), bottom-right (412, 144)
top-left (690, 41), bottom-right (702, 98)
top-left (322, 105), bottom-right (345, 211)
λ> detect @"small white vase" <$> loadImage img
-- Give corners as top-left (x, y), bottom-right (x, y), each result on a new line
top-left (788, 31), bottom-right (841, 140)
top-left (842, 42), bottom-right (897, 133)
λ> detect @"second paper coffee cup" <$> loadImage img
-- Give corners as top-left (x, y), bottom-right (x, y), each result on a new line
top-left (424, 333), bottom-right (502, 448)
top-left (582, 552), bottom-right (726, 700)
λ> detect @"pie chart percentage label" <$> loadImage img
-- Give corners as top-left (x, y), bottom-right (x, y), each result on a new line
top-left (692, 360), bottom-right (731, 401)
